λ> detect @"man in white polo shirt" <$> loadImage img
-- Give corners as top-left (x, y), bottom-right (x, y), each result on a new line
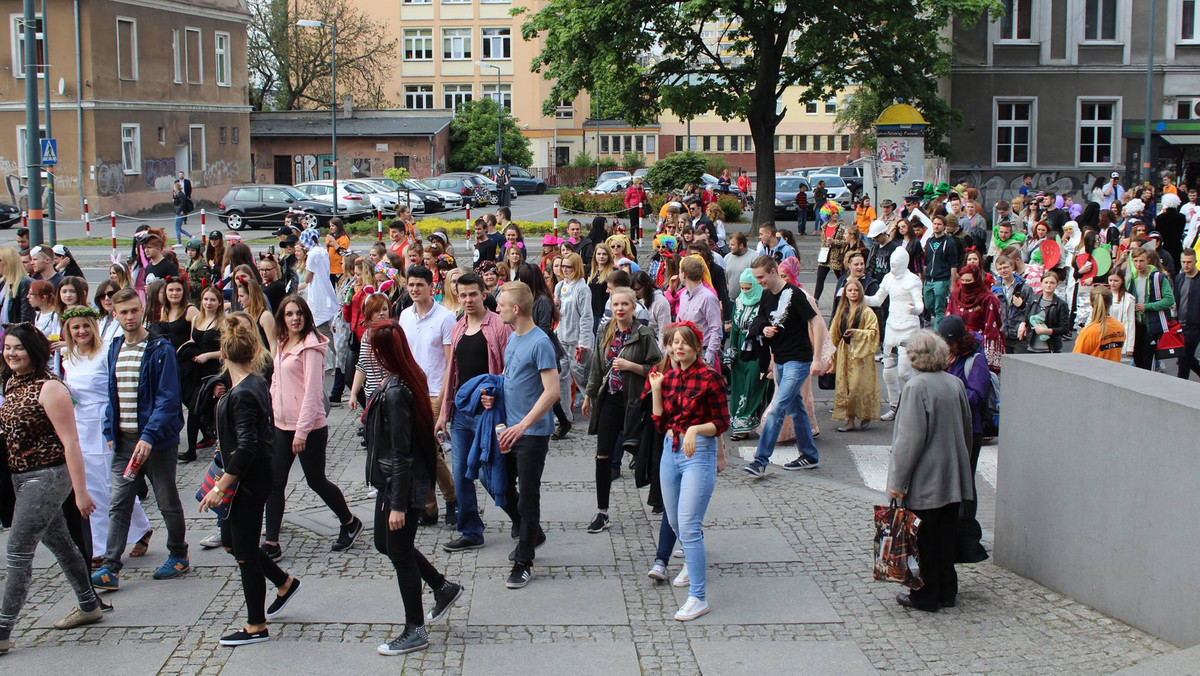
top-left (399, 265), bottom-right (458, 526)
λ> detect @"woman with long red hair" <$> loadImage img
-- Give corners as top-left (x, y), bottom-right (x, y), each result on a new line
top-left (363, 320), bottom-right (462, 657)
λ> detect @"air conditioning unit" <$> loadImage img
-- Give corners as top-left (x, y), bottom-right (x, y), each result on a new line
top-left (1176, 99), bottom-right (1200, 119)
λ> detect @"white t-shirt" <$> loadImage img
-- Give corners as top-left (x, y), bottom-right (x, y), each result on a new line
top-left (398, 301), bottom-right (456, 396)
top-left (304, 246), bottom-right (338, 326)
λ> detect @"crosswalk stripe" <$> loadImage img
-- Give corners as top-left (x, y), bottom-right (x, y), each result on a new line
top-left (847, 445), bottom-right (891, 492)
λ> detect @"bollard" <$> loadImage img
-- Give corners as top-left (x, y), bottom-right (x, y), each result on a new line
top-left (465, 205), bottom-right (471, 247)
top-left (553, 204), bottom-right (559, 239)
top-left (377, 209), bottom-right (383, 242)
top-left (110, 211), bottom-right (117, 254)
top-left (84, 199), bottom-right (91, 238)
top-left (200, 209), bottom-right (206, 239)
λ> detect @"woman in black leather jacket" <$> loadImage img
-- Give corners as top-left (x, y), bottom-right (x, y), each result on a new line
top-left (363, 320), bottom-right (463, 657)
top-left (202, 316), bottom-right (301, 647)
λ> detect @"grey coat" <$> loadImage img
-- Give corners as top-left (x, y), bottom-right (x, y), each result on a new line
top-left (886, 371), bottom-right (975, 510)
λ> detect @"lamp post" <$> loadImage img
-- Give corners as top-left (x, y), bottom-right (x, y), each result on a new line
top-left (297, 19), bottom-right (337, 215)
top-left (475, 61), bottom-right (507, 206)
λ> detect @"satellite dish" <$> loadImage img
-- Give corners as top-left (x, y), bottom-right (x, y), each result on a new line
top-left (57, 77), bottom-right (65, 95)
top-left (1192, 100), bottom-right (1200, 118)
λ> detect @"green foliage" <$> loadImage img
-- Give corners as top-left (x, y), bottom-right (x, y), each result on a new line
top-left (645, 152), bottom-right (708, 193)
top-left (570, 150), bottom-right (595, 168)
top-left (346, 216), bottom-right (557, 239)
top-left (556, 190), bottom-right (626, 215)
top-left (382, 167), bottom-right (411, 183)
top-left (621, 153), bottom-right (647, 172)
top-left (835, 86), bottom-right (958, 158)
top-left (598, 157), bottom-right (620, 170)
top-left (703, 154), bottom-right (729, 177)
top-left (715, 195), bottom-right (742, 222)
top-left (448, 98), bottom-right (533, 172)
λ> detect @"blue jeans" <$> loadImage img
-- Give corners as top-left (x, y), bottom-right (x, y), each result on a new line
top-left (174, 213), bottom-right (191, 244)
top-left (754, 360), bottom-right (818, 465)
top-left (451, 410), bottom-right (485, 543)
top-left (797, 207), bottom-right (808, 235)
top-left (924, 280), bottom-right (950, 330)
top-left (660, 434), bottom-right (717, 601)
top-left (655, 513), bottom-right (677, 563)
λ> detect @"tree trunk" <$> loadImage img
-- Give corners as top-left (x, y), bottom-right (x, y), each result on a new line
top-left (748, 104), bottom-right (778, 233)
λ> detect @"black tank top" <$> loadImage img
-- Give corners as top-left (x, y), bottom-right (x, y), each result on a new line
top-left (455, 331), bottom-right (489, 390)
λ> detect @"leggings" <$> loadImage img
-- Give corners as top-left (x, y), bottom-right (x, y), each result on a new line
top-left (264, 426), bottom-right (353, 542)
top-left (223, 468), bottom-right (289, 626)
top-left (374, 497), bottom-right (446, 627)
top-left (1, 465), bottom-right (98, 641)
top-left (594, 394), bottom-right (625, 511)
top-left (814, 265), bottom-right (834, 304)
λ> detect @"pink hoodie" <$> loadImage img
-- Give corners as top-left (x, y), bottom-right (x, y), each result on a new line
top-left (270, 331), bottom-right (329, 439)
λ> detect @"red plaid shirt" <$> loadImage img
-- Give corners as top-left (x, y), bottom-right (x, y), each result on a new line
top-left (646, 360), bottom-right (729, 451)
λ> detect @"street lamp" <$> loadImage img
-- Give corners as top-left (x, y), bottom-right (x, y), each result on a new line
top-left (297, 19), bottom-right (338, 215)
top-left (475, 60), bottom-right (507, 205)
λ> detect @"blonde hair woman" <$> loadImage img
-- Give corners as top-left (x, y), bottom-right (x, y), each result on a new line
top-left (0, 246), bottom-right (33, 324)
top-left (829, 279), bottom-right (880, 431)
top-left (1072, 285), bottom-right (1125, 362)
top-left (587, 244), bottom-right (616, 333)
top-left (235, 278), bottom-right (277, 355)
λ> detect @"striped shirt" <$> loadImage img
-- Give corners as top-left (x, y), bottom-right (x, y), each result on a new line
top-left (115, 338), bottom-right (147, 434)
top-left (355, 332), bottom-right (386, 400)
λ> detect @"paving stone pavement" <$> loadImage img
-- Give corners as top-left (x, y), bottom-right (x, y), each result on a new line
top-left (0, 389), bottom-right (1182, 675)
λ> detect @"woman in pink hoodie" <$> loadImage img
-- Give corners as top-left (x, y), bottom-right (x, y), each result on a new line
top-left (262, 294), bottom-right (362, 560)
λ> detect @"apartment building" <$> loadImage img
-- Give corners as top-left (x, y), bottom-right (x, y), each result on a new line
top-left (0, 0), bottom-right (251, 217)
top-left (949, 0), bottom-right (1200, 206)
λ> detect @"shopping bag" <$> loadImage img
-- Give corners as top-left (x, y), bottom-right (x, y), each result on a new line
top-left (1156, 320), bottom-right (1185, 360)
top-left (873, 500), bottom-right (923, 589)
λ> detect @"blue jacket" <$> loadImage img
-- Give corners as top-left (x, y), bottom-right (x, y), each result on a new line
top-left (947, 333), bottom-right (989, 435)
top-left (103, 330), bottom-right (185, 452)
top-left (454, 373), bottom-right (508, 507)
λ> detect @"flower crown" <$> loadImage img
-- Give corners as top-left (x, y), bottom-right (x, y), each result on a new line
top-left (61, 306), bottom-right (101, 322)
top-left (504, 241), bottom-right (524, 250)
top-left (665, 319), bottom-right (703, 344)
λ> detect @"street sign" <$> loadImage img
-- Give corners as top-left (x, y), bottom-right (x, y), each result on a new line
top-left (40, 138), bottom-right (57, 166)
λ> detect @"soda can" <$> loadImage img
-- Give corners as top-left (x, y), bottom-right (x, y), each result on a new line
top-left (123, 454), bottom-right (143, 480)
top-left (495, 423), bottom-right (509, 453)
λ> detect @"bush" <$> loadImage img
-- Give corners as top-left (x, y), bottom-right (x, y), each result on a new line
top-left (345, 216), bottom-right (558, 240)
top-left (597, 157), bottom-right (620, 171)
top-left (570, 151), bottom-right (595, 168)
top-left (382, 167), bottom-right (410, 183)
top-left (646, 151), bottom-right (708, 193)
top-left (621, 153), bottom-right (646, 172)
top-left (704, 154), bottom-right (729, 177)
top-left (557, 190), bottom-right (625, 216)
top-left (716, 194), bottom-right (743, 221)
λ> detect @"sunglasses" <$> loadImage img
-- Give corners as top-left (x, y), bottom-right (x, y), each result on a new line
top-left (258, 266), bottom-right (276, 272)
top-left (103, 291), bottom-right (117, 299)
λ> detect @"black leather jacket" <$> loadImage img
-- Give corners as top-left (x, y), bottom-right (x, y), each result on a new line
top-left (364, 375), bottom-right (436, 512)
top-left (215, 374), bottom-right (275, 478)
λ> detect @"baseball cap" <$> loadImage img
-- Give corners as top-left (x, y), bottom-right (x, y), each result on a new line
top-left (273, 226), bottom-right (295, 237)
top-left (937, 315), bottom-right (966, 346)
top-left (51, 244), bottom-right (69, 256)
top-left (282, 235), bottom-right (299, 247)
top-left (1148, 231), bottom-right (1162, 241)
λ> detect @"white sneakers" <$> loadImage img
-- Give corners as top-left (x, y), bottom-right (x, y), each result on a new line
top-left (672, 563), bottom-right (690, 588)
top-left (674, 596), bottom-right (710, 621)
top-left (647, 561), bottom-right (667, 581)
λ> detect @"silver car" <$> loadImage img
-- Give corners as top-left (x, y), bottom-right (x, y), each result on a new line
top-left (806, 174), bottom-right (854, 209)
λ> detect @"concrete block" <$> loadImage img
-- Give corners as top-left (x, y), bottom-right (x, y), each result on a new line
top-left (475, 529), bottom-right (615, 568)
top-left (468, 577), bottom-right (627, 625)
top-left (33, 578), bottom-right (224, 628)
top-left (272, 577), bottom-right (405, 625)
top-left (539, 453), bottom-right (596, 483)
top-left (691, 640), bottom-right (878, 675)
top-left (283, 499), bottom-right (376, 538)
top-left (1112, 645), bottom-right (1200, 675)
top-left (676, 526), bottom-right (799, 564)
top-left (670, 574), bottom-right (841, 625)
top-left (534, 489), bottom-right (599, 524)
top-left (0, 642), bottom-right (179, 674)
top-left (463, 642), bottom-right (640, 675)
top-left (220, 640), bottom-right (395, 674)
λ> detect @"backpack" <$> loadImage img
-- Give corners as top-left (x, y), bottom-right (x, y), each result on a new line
top-left (964, 354), bottom-right (1001, 435)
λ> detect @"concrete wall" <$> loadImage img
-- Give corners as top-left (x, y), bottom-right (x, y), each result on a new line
top-left (996, 354), bottom-right (1200, 648)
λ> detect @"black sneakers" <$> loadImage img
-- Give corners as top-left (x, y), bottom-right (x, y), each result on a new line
top-left (260, 542), bottom-right (282, 561)
top-left (331, 516), bottom-right (364, 552)
top-left (377, 624), bottom-right (429, 655)
top-left (266, 578), bottom-right (302, 619)
top-left (426, 581), bottom-right (463, 623)
top-left (506, 564), bottom-right (531, 589)
top-left (442, 537), bottom-right (484, 552)
top-left (220, 627), bottom-right (270, 646)
top-left (507, 530), bottom-right (546, 562)
top-left (586, 512), bottom-right (610, 534)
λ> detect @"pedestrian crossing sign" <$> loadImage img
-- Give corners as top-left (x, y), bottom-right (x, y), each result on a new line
top-left (40, 138), bottom-right (58, 165)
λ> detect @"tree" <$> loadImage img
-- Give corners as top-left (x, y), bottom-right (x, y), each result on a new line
top-left (447, 98), bottom-right (534, 171)
top-left (645, 152), bottom-right (708, 192)
top-left (249, 0), bottom-right (397, 111)
top-left (522, 0), bottom-right (996, 228)
top-left (835, 84), bottom-right (959, 158)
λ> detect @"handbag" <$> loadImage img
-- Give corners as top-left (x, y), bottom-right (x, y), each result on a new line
top-left (873, 500), bottom-right (923, 589)
top-left (817, 372), bottom-right (836, 390)
top-left (817, 246), bottom-right (831, 264)
top-left (1156, 320), bottom-right (1185, 359)
top-left (195, 453), bottom-right (238, 520)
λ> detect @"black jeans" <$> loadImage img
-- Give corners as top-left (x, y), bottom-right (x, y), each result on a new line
top-left (814, 265), bottom-right (834, 304)
top-left (1133, 323), bottom-right (1157, 370)
top-left (222, 463), bottom-right (289, 626)
top-left (908, 502), bottom-right (960, 610)
top-left (500, 435), bottom-right (550, 566)
top-left (374, 497), bottom-right (446, 627)
top-left (1178, 326), bottom-right (1200, 380)
top-left (957, 433), bottom-right (987, 562)
top-left (264, 426), bottom-right (353, 542)
top-left (594, 394), bottom-right (625, 511)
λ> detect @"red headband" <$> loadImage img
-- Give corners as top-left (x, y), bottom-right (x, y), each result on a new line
top-left (665, 320), bottom-right (703, 344)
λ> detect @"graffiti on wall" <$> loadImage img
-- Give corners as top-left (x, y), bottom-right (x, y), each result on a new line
top-left (143, 157), bottom-right (177, 190)
top-left (95, 158), bottom-right (126, 196)
top-left (294, 154), bottom-right (334, 183)
top-left (951, 170), bottom-right (1102, 207)
top-left (351, 157), bottom-right (374, 177)
top-left (205, 160), bottom-right (241, 186)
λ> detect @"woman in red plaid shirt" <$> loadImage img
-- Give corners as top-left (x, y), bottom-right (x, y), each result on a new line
top-left (647, 321), bottom-right (729, 622)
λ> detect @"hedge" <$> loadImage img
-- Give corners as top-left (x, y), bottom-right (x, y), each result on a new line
top-left (345, 216), bottom-right (559, 239)
top-left (646, 194), bottom-right (743, 222)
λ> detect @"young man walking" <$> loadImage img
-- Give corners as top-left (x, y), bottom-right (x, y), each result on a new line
top-left (744, 256), bottom-right (823, 476)
top-left (92, 289), bottom-right (188, 590)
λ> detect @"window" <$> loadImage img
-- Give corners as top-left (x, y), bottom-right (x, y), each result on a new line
top-left (729, 136), bottom-right (738, 151)
top-left (621, 135), bottom-right (631, 152)
top-left (675, 137), bottom-right (684, 152)
top-left (805, 101), bottom-right (818, 115)
top-left (402, 0), bottom-right (432, 4)
top-left (188, 125), bottom-right (205, 174)
top-left (784, 135), bottom-right (793, 151)
top-left (482, 83), bottom-right (511, 110)
top-left (232, 126), bottom-right (240, 144)
top-left (444, 84), bottom-right (472, 111)
top-left (703, 136), bottom-right (711, 151)
top-left (116, 17), bottom-right (138, 80)
top-left (405, 84), bottom-right (434, 109)
top-left (404, 29), bottom-right (433, 60)
top-left (635, 136), bottom-right (644, 152)
top-left (172, 30), bottom-right (182, 83)
top-left (999, 0), bottom-right (1032, 41)
top-left (15, 125), bottom-right (45, 176)
top-left (11, 15), bottom-right (45, 79)
top-left (1078, 99), bottom-right (1118, 166)
top-left (555, 99), bottom-right (573, 119)
top-left (812, 135), bottom-right (821, 151)
top-left (219, 126), bottom-right (227, 144)
top-left (773, 136), bottom-right (780, 151)
top-left (743, 135), bottom-right (752, 151)
top-left (827, 134), bottom-right (836, 150)
top-left (262, 188), bottom-right (290, 203)
top-left (120, 124), bottom-right (141, 173)
top-left (157, 126), bottom-right (165, 143)
top-left (442, 28), bottom-right (471, 60)
top-left (185, 27), bottom-right (202, 84)
top-left (994, 99), bottom-right (1034, 166)
top-left (214, 31), bottom-right (231, 86)
top-left (481, 28), bottom-right (510, 60)
top-left (841, 135), bottom-right (850, 151)
top-left (825, 98), bottom-right (837, 114)
top-left (797, 135), bottom-right (807, 151)
top-left (444, 0), bottom-right (469, 4)
top-left (646, 136), bottom-right (656, 153)
top-left (1084, 0), bottom-right (1117, 41)
top-left (601, 136), bottom-right (609, 153)
top-left (1184, 0), bottom-right (1200, 41)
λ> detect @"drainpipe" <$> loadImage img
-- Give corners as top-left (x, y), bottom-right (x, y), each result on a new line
top-left (74, 0), bottom-right (83, 220)
top-left (429, 134), bottom-right (434, 177)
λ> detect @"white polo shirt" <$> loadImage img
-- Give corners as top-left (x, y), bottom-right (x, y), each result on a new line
top-left (398, 301), bottom-right (456, 396)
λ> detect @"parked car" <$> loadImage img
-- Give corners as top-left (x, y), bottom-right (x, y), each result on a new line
top-left (0, 201), bottom-right (20, 228)
top-left (598, 170), bottom-right (631, 182)
top-left (364, 176), bottom-right (447, 211)
top-left (806, 174), bottom-right (855, 210)
top-left (402, 178), bottom-right (463, 210)
top-left (773, 175), bottom-right (813, 220)
top-left (350, 179), bottom-right (427, 214)
top-left (633, 168), bottom-right (649, 179)
top-left (294, 180), bottom-right (372, 219)
top-left (815, 165), bottom-right (864, 199)
top-left (217, 185), bottom-right (335, 231)
top-left (428, 174), bottom-right (491, 207)
top-left (588, 176), bottom-right (633, 195)
top-left (440, 172), bottom-right (516, 205)
top-left (472, 165), bottom-right (548, 195)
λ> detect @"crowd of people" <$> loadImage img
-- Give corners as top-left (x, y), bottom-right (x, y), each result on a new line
top-left (1, 170), bottom-right (1196, 656)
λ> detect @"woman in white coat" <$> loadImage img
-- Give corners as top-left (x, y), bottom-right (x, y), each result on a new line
top-left (554, 252), bottom-right (594, 437)
top-left (61, 306), bottom-right (153, 562)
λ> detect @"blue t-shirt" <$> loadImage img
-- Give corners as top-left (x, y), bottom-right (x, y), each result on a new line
top-left (503, 328), bottom-right (558, 436)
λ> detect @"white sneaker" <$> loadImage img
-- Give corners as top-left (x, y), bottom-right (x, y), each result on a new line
top-left (647, 561), bottom-right (667, 581)
top-left (672, 563), bottom-right (690, 588)
top-left (367, 488), bottom-right (379, 499)
top-left (880, 408), bottom-right (897, 422)
top-left (674, 596), bottom-right (710, 621)
top-left (199, 532), bottom-right (222, 549)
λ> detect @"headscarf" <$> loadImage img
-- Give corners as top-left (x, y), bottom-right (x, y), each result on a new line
top-left (951, 263), bottom-right (989, 308)
top-left (737, 267), bottom-right (762, 306)
top-left (778, 257), bottom-right (800, 287)
top-left (299, 227), bottom-right (320, 250)
top-left (684, 253), bottom-right (714, 291)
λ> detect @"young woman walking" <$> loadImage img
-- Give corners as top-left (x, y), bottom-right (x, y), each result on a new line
top-left (365, 320), bottom-right (463, 656)
top-left (177, 286), bottom-right (226, 462)
top-left (263, 295), bottom-right (362, 559)
top-left (830, 279), bottom-right (881, 432)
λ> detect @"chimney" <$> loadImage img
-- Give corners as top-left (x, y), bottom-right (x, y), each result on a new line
top-left (343, 94), bottom-right (354, 117)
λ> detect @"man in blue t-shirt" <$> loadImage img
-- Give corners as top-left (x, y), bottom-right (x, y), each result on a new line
top-left (482, 281), bottom-right (560, 590)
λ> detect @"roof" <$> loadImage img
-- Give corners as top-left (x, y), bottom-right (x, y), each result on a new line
top-left (251, 110), bottom-right (454, 137)
top-left (874, 103), bottom-right (928, 127)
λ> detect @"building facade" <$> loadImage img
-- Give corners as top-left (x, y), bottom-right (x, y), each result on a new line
top-left (0, 0), bottom-right (252, 219)
top-left (948, 0), bottom-right (1200, 206)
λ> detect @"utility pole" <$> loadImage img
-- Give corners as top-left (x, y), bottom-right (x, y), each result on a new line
top-left (22, 0), bottom-right (44, 246)
top-left (1143, 0), bottom-right (1156, 185)
top-left (41, 0), bottom-right (55, 243)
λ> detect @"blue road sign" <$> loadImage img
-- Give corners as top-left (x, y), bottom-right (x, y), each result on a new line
top-left (40, 138), bottom-right (58, 165)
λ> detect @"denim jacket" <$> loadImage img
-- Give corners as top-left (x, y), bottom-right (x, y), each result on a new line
top-left (103, 331), bottom-right (184, 451)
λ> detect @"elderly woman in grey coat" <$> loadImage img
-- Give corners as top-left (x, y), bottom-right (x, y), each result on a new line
top-left (886, 330), bottom-right (974, 613)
